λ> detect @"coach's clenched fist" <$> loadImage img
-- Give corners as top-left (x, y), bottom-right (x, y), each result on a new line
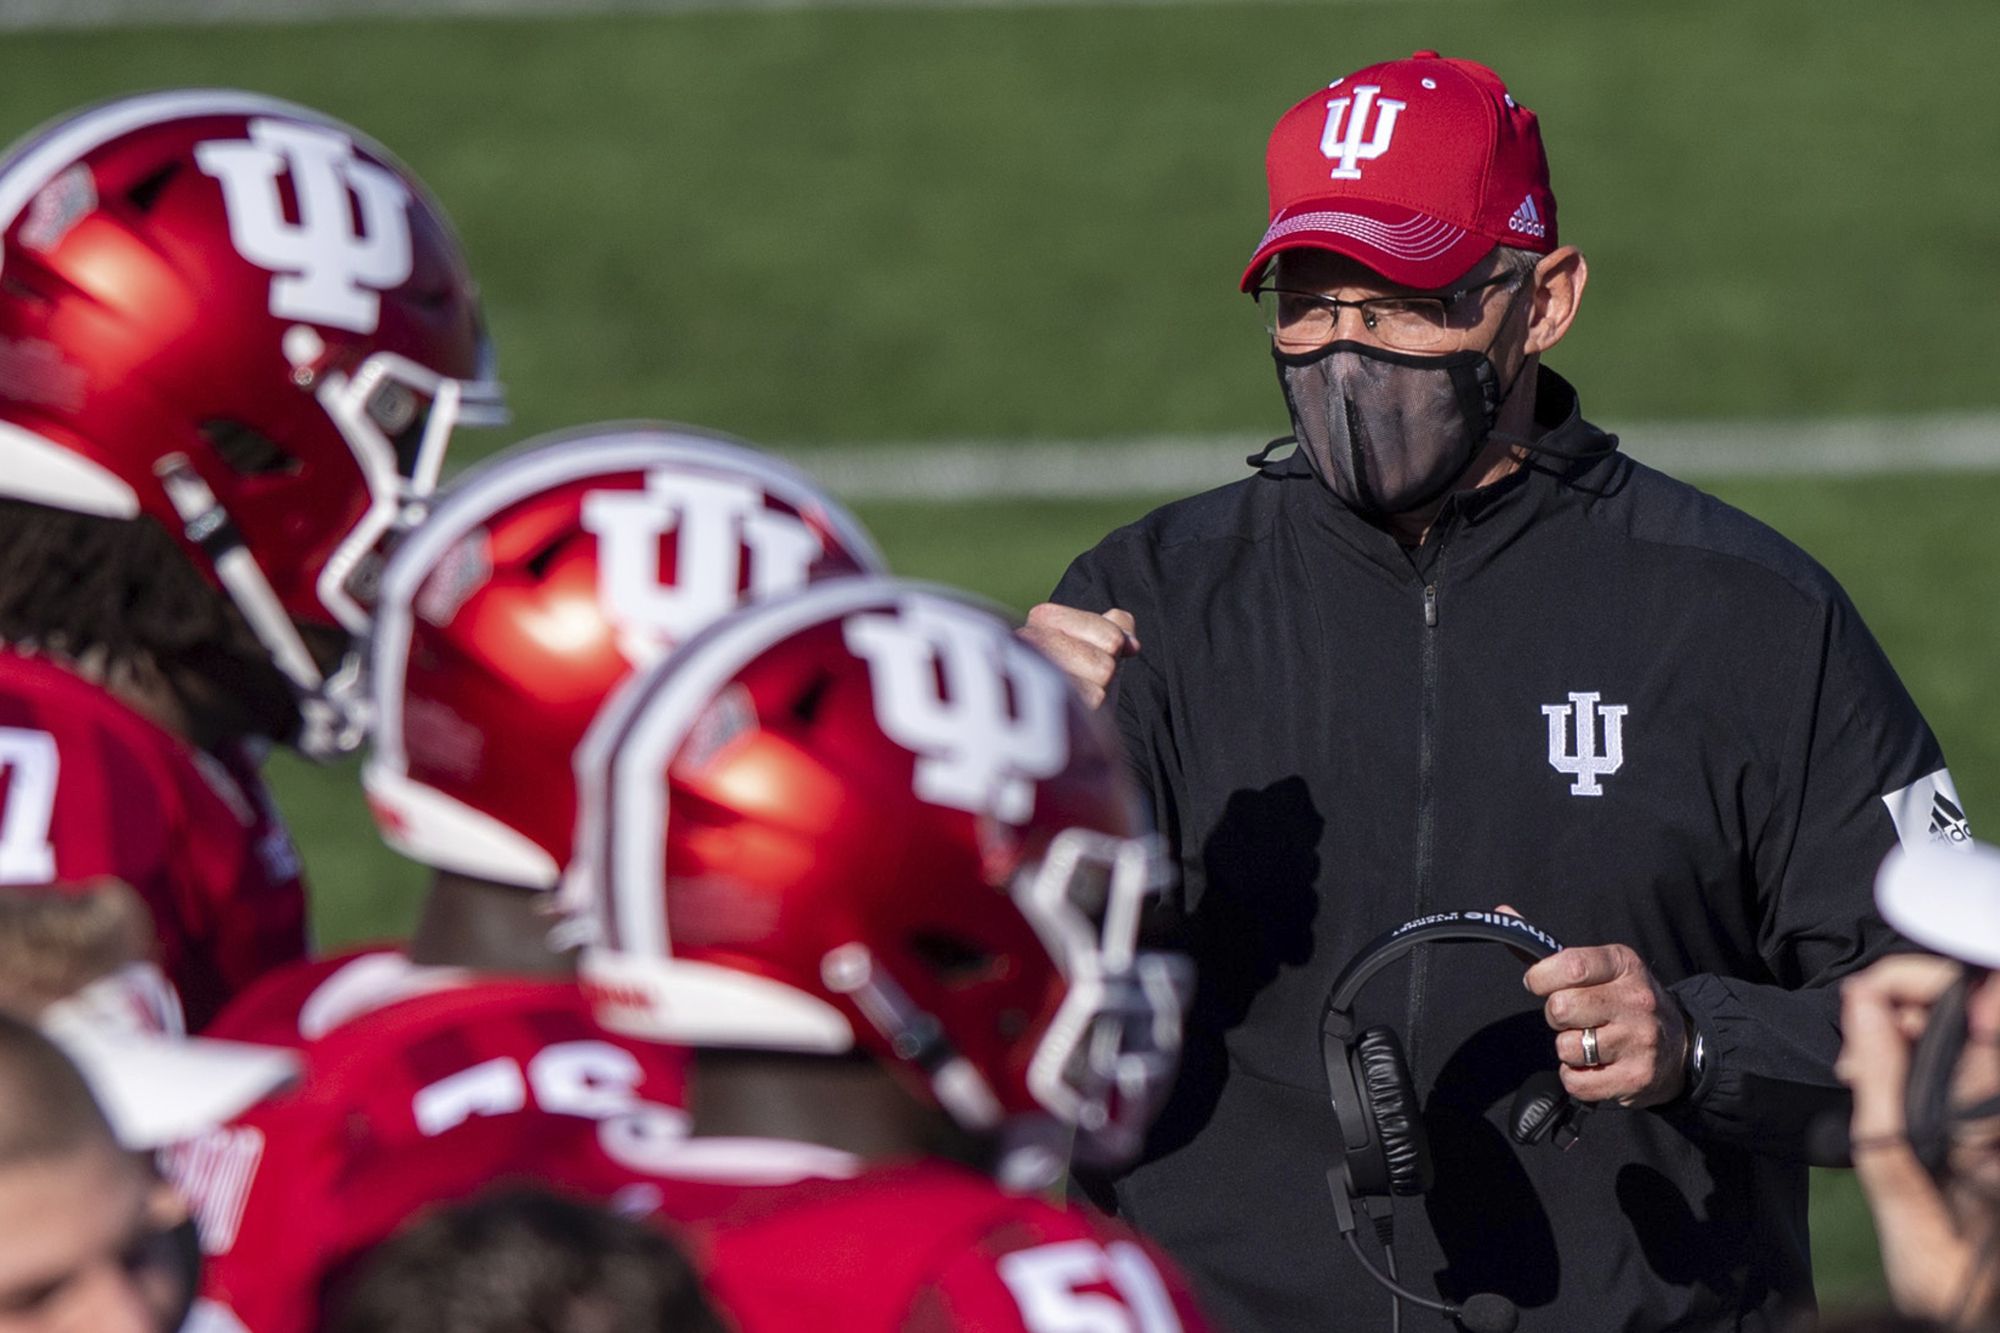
top-left (1018, 603), bottom-right (1140, 708)
top-left (1525, 942), bottom-right (1691, 1108)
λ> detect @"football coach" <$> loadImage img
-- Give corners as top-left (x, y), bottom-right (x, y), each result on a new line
top-left (1024, 50), bottom-right (1962, 1331)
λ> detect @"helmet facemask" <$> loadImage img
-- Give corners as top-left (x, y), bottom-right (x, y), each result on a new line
top-left (154, 328), bottom-right (505, 761)
top-left (310, 334), bottom-right (508, 632)
top-left (1014, 828), bottom-right (1190, 1166)
top-left (814, 828), bottom-right (1188, 1189)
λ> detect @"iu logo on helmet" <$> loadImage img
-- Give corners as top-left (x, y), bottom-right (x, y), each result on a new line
top-left (844, 596), bottom-right (1069, 823)
top-left (194, 119), bottom-right (414, 334)
top-left (1319, 85), bottom-right (1406, 180)
top-left (582, 470), bottom-right (824, 665)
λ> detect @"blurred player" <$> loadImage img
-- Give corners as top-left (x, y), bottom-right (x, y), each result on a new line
top-left (565, 577), bottom-right (1210, 1330)
top-left (0, 877), bottom-right (296, 1154)
top-left (176, 974), bottom-right (695, 1333)
top-left (0, 878), bottom-right (297, 1333)
top-left (0, 1010), bottom-right (205, 1333)
top-left (183, 424), bottom-right (883, 1333)
top-left (0, 90), bottom-right (502, 1027)
top-left (1836, 842), bottom-right (2000, 1325)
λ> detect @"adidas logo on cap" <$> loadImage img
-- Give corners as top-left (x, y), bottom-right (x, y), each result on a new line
top-left (1508, 195), bottom-right (1546, 239)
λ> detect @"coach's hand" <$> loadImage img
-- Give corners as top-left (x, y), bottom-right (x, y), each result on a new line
top-left (1019, 604), bottom-right (1139, 709)
top-left (1525, 942), bottom-right (1690, 1108)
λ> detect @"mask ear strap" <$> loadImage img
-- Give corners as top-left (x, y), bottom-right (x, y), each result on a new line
top-left (1445, 353), bottom-right (1504, 448)
top-left (1244, 435), bottom-right (1299, 473)
top-left (1429, 280), bottom-right (1536, 466)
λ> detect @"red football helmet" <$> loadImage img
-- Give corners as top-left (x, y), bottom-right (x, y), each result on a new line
top-left (0, 90), bottom-right (503, 756)
top-left (565, 578), bottom-right (1190, 1170)
top-left (363, 423), bottom-right (885, 889)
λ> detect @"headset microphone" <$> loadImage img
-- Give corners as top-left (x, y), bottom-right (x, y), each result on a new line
top-left (1453, 1294), bottom-right (1522, 1333)
top-left (1320, 911), bottom-right (1573, 1332)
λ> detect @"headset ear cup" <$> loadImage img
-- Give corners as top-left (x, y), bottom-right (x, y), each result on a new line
top-left (1509, 1068), bottom-right (1571, 1145)
top-left (1355, 1025), bottom-right (1433, 1196)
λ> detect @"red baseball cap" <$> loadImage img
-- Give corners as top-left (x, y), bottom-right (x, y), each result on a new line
top-left (1240, 51), bottom-right (1557, 291)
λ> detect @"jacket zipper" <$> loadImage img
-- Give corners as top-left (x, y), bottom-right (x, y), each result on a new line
top-left (1409, 554), bottom-right (1446, 1076)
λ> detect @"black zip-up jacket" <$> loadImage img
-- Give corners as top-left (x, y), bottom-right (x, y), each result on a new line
top-left (1053, 370), bottom-right (1949, 1331)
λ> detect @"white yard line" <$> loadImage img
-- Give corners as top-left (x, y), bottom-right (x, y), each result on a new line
top-left (780, 412), bottom-right (2000, 501)
top-left (0, 0), bottom-right (1349, 32)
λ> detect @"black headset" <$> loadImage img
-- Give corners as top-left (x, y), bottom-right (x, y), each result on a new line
top-left (1319, 911), bottom-right (1584, 1333)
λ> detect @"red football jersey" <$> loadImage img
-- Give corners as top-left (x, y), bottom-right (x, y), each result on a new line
top-left (0, 650), bottom-right (306, 1029)
top-left (636, 1144), bottom-right (1216, 1332)
top-left (174, 969), bottom-right (690, 1333)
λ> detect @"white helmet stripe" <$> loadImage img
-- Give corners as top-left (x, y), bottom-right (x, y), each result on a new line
top-left (0, 89), bottom-right (376, 232)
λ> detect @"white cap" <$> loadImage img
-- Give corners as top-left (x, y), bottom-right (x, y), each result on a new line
top-left (1876, 839), bottom-right (2000, 971)
top-left (35, 964), bottom-right (300, 1150)
top-left (47, 1026), bottom-right (300, 1150)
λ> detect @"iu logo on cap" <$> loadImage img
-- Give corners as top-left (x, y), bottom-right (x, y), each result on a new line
top-left (1319, 85), bottom-right (1406, 180)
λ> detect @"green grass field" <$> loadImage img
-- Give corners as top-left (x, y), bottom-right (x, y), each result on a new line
top-left (7, 0), bottom-right (2000, 441)
top-left (10, 0), bottom-right (2000, 1312)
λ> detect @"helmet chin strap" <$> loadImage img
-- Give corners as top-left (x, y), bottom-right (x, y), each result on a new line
top-left (820, 943), bottom-right (1004, 1135)
top-left (154, 454), bottom-right (368, 759)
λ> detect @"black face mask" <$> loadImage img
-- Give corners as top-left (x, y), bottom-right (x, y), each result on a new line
top-left (1275, 339), bottom-right (1507, 518)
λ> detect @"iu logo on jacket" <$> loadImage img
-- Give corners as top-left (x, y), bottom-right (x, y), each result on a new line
top-left (1542, 691), bottom-right (1629, 797)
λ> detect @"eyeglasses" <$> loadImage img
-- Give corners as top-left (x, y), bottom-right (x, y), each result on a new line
top-left (1252, 271), bottom-right (1522, 353)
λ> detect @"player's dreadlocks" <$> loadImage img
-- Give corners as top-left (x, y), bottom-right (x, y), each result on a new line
top-left (0, 499), bottom-right (298, 742)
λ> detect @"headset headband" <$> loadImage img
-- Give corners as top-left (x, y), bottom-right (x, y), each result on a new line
top-left (1322, 911), bottom-right (1564, 1042)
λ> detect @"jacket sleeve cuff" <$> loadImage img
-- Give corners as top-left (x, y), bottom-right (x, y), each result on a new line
top-left (1658, 972), bottom-right (1851, 1161)
top-left (1669, 981), bottom-right (1721, 1109)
